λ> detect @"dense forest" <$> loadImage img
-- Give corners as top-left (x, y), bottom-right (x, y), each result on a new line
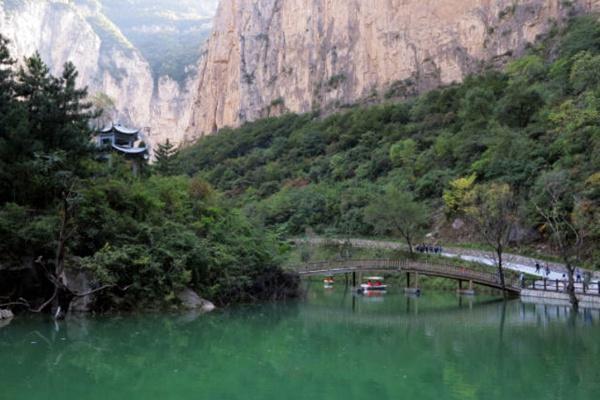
top-left (0, 35), bottom-right (297, 316)
top-left (177, 17), bottom-right (600, 269)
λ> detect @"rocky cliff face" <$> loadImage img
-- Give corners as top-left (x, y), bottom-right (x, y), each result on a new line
top-left (189, 0), bottom-right (600, 138)
top-left (0, 0), bottom-right (196, 149)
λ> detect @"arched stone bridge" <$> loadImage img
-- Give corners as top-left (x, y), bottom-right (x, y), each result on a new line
top-left (291, 259), bottom-right (522, 294)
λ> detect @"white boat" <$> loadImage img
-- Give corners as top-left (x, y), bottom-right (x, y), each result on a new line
top-left (359, 276), bottom-right (387, 292)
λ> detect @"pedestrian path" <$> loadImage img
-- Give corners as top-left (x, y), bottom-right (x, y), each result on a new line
top-left (442, 252), bottom-right (569, 282)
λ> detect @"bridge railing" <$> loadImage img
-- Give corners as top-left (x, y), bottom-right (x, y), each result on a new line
top-left (290, 258), bottom-right (522, 291)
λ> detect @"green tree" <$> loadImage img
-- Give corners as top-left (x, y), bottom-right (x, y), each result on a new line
top-left (569, 51), bottom-right (600, 93)
top-left (154, 139), bottom-right (178, 176)
top-left (389, 138), bottom-right (417, 168)
top-left (443, 174), bottom-right (477, 215)
top-left (363, 188), bottom-right (428, 253)
top-left (464, 183), bottom-right (519, 294)
top-left (0, 35), bottom-right (14, 112)
top-left (496, 85), bottom-right (544, 128)
top-left (533, 171), bottom-right (588, 309)
top-left (458, 86), bottom-right (495, 123)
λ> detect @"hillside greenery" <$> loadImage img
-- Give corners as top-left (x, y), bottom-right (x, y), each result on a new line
top-left (176, 16), bottom-right (600, 269)
top-left (0, 36), bottom-right (297, 314)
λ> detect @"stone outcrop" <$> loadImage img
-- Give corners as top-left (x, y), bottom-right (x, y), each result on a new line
top-left (188, 0), bottom-right (600, 138)
top-left (0, 308), bottom-right (14, 320)
top-left (0, 0), bottom-right (197, 150)
top-left (177, 287), bottom-right (216, 312)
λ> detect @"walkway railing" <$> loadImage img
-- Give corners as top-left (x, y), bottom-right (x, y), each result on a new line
top-left (524, 278), bottom-right (600, 297)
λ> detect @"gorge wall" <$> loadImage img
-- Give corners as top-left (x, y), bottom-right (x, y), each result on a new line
top-left (3, 0), bottom-right (600, 148)
top-left (188, 0), bottom-right (600, 139)
top-left (0, 0), bottom-right (197, 149)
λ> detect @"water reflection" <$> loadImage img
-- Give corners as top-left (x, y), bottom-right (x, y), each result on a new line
top-left (1, 288), bottom-right (599, 400)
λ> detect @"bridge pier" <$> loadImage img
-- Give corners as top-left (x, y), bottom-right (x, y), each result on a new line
top-left (457, 279), bottom-right (475, 295)
top-left (404, 272), bottom-right (421, 296)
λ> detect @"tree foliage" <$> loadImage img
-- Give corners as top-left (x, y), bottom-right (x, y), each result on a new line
top-left (363, 188), bottom-right (429, 253)
top-left (153, 138), bottom-right (179, 176)
top-left (0, 36), bottom-right (297, 314)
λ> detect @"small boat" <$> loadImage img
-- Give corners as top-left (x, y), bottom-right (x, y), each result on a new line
top-left (359, 276), bottom-right (387, 293)
top-left (323, 276), bottom-right (335, 288)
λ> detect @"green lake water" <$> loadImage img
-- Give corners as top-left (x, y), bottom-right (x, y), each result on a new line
top-left (1, 285), bottom-right (600, 400)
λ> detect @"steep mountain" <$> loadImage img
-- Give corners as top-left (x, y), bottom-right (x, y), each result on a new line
top-left (188, 0), bottom-right (600, 138)
top-left (0, 0), bottom-right (214, 148)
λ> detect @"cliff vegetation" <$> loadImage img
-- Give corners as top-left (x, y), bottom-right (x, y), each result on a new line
top-left (177, 16), bottom-right (600, 269)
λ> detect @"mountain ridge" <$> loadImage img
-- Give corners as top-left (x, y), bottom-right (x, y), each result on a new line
top-left (0, 0), bottom-right (212, 149)
top-left (187, 0), bottom-right (600, 142)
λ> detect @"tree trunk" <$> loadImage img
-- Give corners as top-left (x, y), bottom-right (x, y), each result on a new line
top-left (496, 247), bottom-right (507, 298)
top-left (565, 261), bottom-right (579, 310)
top-left (51, 195), bottom-right (71, 318)
top-left (405, 234), bottom-right (413, 255)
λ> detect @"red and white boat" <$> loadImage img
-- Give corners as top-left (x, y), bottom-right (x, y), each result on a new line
top-left (323, 276), bottom-right (335, 288)
top-left (360, 276), bottom-right (387, 293)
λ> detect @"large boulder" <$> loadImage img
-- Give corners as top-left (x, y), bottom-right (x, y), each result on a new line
top-left (452, 218), bottom-right (465, 230)
top-left (177, 288), bottom-right (215, 313)
top-left (66, 268), bottom-right (96, 313)
top-left (0, 309), bottom-right (14, 320)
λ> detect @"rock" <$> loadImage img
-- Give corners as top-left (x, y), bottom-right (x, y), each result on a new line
top-left (452, 218), bottom-right (465, 230)
top-left (177, 288), bottom-right (216, 313)
top-left (66, 268), bottom-right (95, 313)
top-left (509, 225), bottom-right (541, 243)
top-left (0, 309), bottom-right (14, 320)
top-left (189, 0), bottom-right (600, 137)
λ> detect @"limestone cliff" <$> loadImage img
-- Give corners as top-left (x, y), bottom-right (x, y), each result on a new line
top-left (0, 0), bottom-right (196, 149)
top-left (189, 0), bottom-right (600, 138)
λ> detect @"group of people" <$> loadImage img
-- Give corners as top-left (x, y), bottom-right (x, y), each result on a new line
top-left (534, 262), bottom-right (551, 277)
top-left (536, 261), bottom-right (584, 283)
top-left (416, 244), bottom-right (443, 254)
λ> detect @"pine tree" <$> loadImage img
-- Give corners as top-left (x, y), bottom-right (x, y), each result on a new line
top-left (0, 35), bottom-right (29, 204)
top-left (0, 35), bottom-right (15, 111)
top-left (154, 139), bottom-right (178, 176)
top-left (16, 54), bottom-right (94, 158)
top-left (0, 50), bottom-right (96, 206)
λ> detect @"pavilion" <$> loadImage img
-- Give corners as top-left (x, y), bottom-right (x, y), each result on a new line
top-left (95, 123), bottom-right (148, 160)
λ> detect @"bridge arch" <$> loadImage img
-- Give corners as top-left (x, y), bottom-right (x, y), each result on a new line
top-left (291, 259), bottom-right (522, 294)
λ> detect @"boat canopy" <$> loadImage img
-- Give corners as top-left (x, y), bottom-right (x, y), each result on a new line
top-left (365, 276), bottom-right (384, 281)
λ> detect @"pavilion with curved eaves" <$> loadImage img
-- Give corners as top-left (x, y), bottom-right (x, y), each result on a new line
top-left (95, 123), bottom-right (148, 160)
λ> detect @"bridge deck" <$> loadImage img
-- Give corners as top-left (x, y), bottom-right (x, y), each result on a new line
top-left (291, 259), bottom-right (521, 293)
